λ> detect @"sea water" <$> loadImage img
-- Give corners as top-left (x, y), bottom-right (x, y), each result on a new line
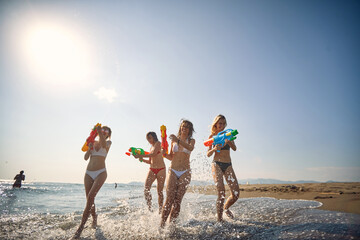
top-left (1, 181), bottom-right (359, 240)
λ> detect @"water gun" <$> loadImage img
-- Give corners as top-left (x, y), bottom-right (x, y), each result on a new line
top-left (125, 147), bottom-right (150, 156)
top-left (160, 125), bottom-right (169, 156)
top-left (81, 123), bottom-right (102, 152)
top-left (204, 129), bottom-right (238, 152)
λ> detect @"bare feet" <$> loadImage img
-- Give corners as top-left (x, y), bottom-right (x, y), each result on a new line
top-left (72, 226), bottom-right (83, 239)
top-left (91, 214), bottom-right (97, 229)
top-left (160, 219), bottom-right (166, 228)
top-left (224, 209), bottom-right (235, 219)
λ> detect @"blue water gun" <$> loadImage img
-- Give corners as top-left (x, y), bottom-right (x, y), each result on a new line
top-left (204, 129), bottom-right (239, 152)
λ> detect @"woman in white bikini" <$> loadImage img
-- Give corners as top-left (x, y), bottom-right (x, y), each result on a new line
top-left (133, 132), bottom-right (166, 214)
top-left (207, 114), bottom-right (239, 222)
top-left (160, 119), bottom-right (195, 227)
top-left (73, 125), bottom-right (112, 239)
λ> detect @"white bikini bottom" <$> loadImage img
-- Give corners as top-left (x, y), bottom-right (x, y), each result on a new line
top-left (171, 168), bottom-right (190, 178)
top-left (86, 168), bottom-right (106, 180)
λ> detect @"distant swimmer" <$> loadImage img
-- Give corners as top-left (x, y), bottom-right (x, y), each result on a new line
top-left (13, 170), bottom-right (25, 188)
top-left (115, 183), bottom-right (117, 189)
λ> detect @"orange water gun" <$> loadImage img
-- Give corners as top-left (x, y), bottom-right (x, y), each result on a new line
top-left (82, 123), bottom-right (102, 152)
top-left (160, 125), bottom-right (169, 156)
top-left (125, 147), bottom-right (150, 156)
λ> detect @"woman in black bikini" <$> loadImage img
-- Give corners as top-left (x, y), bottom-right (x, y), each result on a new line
top-left (134, 132), bottom-right (166, 214)
top-left (207, 114), bottom-right (239, 222)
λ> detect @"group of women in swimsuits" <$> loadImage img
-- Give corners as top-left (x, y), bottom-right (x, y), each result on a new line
top-left (73, 114), bottom-right (239, 239)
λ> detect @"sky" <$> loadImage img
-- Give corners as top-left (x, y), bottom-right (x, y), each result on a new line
top-left (0, 0), bottom-right (359, 184)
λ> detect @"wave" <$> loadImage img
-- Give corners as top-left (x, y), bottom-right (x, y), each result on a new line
top-left (1, 194), bottom-right (359, 240)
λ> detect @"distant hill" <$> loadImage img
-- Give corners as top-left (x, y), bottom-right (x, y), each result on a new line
top-left (237, 178), bottom-right (320, 185)
top-left (189, 178), bottom-right (321, 186)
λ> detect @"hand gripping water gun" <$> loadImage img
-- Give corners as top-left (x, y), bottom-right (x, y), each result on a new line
top-left (160, 125), bottom-right (169, 156)
top-left (82, 123), bottom-right (102, 152)
top-left (204, 129), bottom-right (238, 152)
top-left (125, 147), bottom-right (150, 156)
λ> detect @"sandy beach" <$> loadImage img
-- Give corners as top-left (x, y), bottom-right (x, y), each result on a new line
top-left (189, 182), bottom-right (360, 215)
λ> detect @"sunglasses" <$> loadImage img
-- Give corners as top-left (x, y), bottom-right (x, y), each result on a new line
top-left (101, 129), bottom-right (110, 133)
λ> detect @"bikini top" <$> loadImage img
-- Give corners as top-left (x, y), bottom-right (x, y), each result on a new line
top-left (173, 139), bottom-right (191, 154)
top-left (221, 144), bottom-right (230, 150)
top-left (91, 141), bottom-right (111, 157)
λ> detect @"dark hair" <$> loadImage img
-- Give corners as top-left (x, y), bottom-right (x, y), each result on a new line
top-left (177, 119), bottom-right (195, 140)
top-left (20, 170), bottom-right (24, 174)
top-left (146, 132), bottom-right (158, 142)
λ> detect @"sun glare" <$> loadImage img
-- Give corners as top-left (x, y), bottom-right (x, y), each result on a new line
top-left (22, 23), bottom-right (93, 88)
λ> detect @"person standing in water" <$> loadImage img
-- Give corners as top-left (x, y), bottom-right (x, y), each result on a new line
top-left (207, 114), bottom-right (239, 222)
top-left (13, 170), bottom-right (25, 188)
top-left (73, 125), bottom-right (112, 239)
top-left (133, 132), bottom-right (166, 214)
top-left (161, 119), bottom-right (195, 227)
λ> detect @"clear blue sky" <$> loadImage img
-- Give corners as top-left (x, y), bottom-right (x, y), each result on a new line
top-left (1, 0), bottom-right (359, 183)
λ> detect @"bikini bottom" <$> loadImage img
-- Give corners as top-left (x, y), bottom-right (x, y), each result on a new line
top-left (170, 168), bottom-right (190, 179)
top-left (150, 167), bottom-right (165, 175)
top-left (86, 168), bottom-right (106, 180)
top-left (214, 161), bottom-right (232, 173)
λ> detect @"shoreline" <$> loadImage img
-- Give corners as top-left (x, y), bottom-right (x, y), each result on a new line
top-left (188, 182), bottom-right (360, 215)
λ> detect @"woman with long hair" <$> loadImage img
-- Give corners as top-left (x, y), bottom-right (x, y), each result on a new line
top-left (160, 119), bottom-right (195, 227)
top-left (207, 114), bottom-right (239, 222)
top-left (73, 125), bottom-right (112, 239)
top-left (133, 132), bottom-right (166, 214)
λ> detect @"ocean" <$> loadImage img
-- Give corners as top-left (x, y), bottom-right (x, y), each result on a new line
top-left (1, 180), bottom-right (359, 239)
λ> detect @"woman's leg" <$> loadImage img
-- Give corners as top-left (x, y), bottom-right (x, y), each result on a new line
top-left (144, 170), bottom-right (157, 211)
top-left (169, 170), bottom-right (191, 223)
top-left (223, 166), bottom-right (240, 219)
top-left (160, 170), bottom-right (177, 227)
top-left (84, 174), bottom-right (97, 228)
top-left (74, 171), bottom-right (107, 239)
top-left (212, 163), bottom-right (226, 222)
top-left (156, 168), bottom-right (166, 214)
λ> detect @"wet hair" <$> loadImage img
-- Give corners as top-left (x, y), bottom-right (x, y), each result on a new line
top-left (102, 126), bottom-right (112, 140)
top-left (177, 119), bottom-right (195, 140)
top-left (210, 114), bottom-right (227, 135)
top-left (146, 132), bottom-right (158, 142)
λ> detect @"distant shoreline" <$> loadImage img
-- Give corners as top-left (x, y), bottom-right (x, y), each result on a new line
top-left (188, 182), bottom-right (360, 215)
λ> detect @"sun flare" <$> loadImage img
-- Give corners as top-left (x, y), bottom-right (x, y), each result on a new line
top-left (22, 23), bottom-right (93, 88)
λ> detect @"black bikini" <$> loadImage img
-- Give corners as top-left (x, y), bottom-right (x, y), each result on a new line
top-left (214, 144), bottom-right (232, 173)
top-left (221, 144), bottom-right (230, 150)
top-left (214, 161), bottom-right (232, 173)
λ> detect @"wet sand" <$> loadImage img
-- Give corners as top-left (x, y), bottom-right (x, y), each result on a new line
top-left (188, 182), bottom-right (360, 215)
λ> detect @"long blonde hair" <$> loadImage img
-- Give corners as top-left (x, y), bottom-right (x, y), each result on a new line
top-left (210, 114), bottom-right (227, 135)
top-left (177, 119), bottom-right (195, 140)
